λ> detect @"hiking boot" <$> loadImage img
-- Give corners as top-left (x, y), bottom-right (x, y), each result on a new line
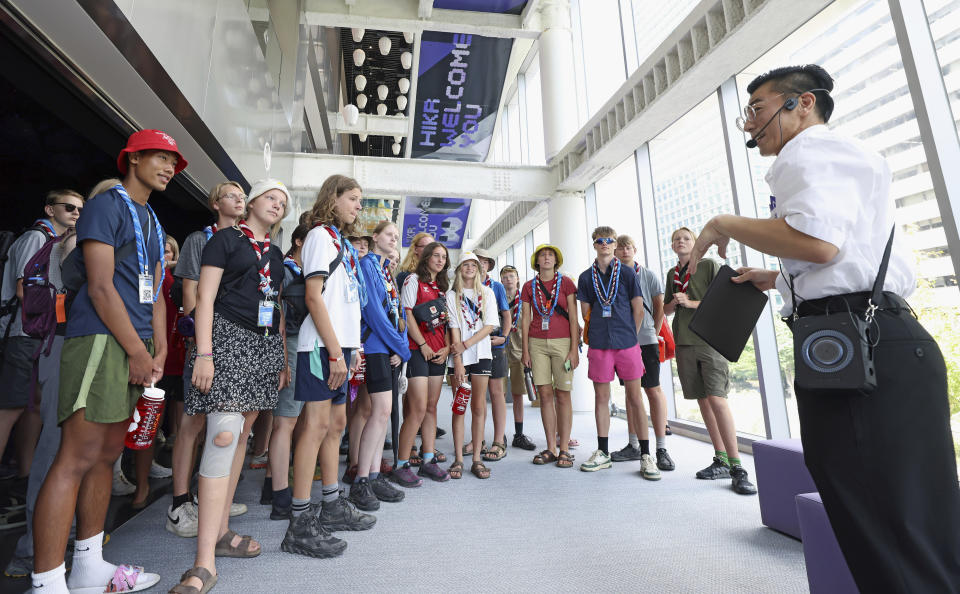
top-left (319, 494), bottom-right (377, 531)
top-left (390, 463), bottom-right (422, 488)
top-left (341, 464), bottom-right (358, 485)
top-left (280, 505), bottom-right (347, 558)
top-left (165, 501), bottom-right (198, 538)
top-left (610, 444), bottom-right (642, 462)
top-left (417, 458), bottom-right (450, 482)
top-left (348, 479), bottom-right (380, 512)
top-left (696, 457), bottom-right (730, 480)
top-left (511, 433), bottom-right (536, 451)
top-left (639, 454), bottom-right (662, 481)
top-left (370, 475), bottom-right (405, 503)
top-left (730, 465), bottom-right (758, 495)
top-left (655, 448), bottom-right (675, 471)
top-left (579, 449), bottom-right (612, 472)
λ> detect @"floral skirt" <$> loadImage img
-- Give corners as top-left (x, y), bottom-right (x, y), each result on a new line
top-left (185, 313), bottom-right (284, 415)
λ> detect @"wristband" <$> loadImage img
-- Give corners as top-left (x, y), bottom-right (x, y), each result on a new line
top-left (417, 342), bottom-right (426, 348)
top-left (328, 354), bottom-right (344, 362)
top-left (197, 353), bottom-right (213, 360)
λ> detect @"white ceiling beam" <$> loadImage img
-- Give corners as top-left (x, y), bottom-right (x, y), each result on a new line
top-left (329, 111), bottom-right (409, 136)
top-left (520, 0), bottom-right (542, 29)
top-left (277, 152), bottom-right (556, 201)
top-left (303, 0), bottom-right (541, 39)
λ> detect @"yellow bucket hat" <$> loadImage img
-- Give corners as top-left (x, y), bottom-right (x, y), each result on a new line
top-left (531, 244), bottom-right (563, 270)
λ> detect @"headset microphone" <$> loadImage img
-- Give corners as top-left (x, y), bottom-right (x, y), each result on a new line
top-left (745, 97), bottom-right (798, 149)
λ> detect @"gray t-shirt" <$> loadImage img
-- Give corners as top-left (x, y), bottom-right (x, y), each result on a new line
top-left (634, 264), bottom-right (664, 346)
top-left (0, 229), bottom-right (48, 337)
top-left (174, 229), bottom-right (208, 281)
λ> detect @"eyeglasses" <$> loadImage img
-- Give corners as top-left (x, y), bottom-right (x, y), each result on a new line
top-left (54, 203), bottom-right (82, 213)
top-left (735, 92), bottom-right (785, 132)
top-left (219, 192), bottom-right (246, 202)
top-left (594, 237), bottom-right (616, 246)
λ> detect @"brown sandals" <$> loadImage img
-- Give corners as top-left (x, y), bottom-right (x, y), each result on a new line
top-left (557, 450), bottom-right (574, 468)
top-left (214, 530), bottom-right (261, 558)
top-left (532, 450), bottom-right (557, 465)
top-left (470, 461), bottom-right (491, 479)
top-left (483, 442), bottom-right (507, 462)
top-left (168, 566), bottom-right (217, 594)
top-left (448, 461), bottom-right (463, 479)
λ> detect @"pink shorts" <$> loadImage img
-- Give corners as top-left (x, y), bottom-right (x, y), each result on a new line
top-left (587, 344), bottom-right (645, 383)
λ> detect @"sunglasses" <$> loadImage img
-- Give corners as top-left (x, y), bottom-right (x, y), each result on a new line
top-left (54, 203), bottom-right (82, 213)
top-left (594, 237), bottom-right (616, 245)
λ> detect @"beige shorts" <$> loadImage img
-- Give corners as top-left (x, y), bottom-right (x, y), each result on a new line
top-left (506, 333), bottom-right (525, 394)
top-left (529, 337), bottom-right (573, 391)
top-left (675, 344), bottom-right (729, 399)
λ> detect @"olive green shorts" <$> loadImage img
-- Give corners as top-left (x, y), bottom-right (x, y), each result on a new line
top-left (58, 334), bottom-right (154, 424)
top-left (675, 344), bottom-right (729, 399)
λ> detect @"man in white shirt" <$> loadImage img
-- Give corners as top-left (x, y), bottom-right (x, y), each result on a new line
top-left (689, 64), bottom-right (960, 593)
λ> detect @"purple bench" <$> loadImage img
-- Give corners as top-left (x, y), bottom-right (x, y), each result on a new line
top-left (753, 439), bottom-right (817, 539)
top-left (796, 492), bottom-right (857, 593)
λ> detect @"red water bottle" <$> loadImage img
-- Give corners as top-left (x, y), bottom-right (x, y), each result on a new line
top-left (452, 382), bottom-right (472, 415)
top-left (125, 385), bottom-right (165, 450)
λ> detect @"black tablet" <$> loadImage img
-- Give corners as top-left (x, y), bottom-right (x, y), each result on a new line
top-left (688, 264), bottom-right (769, 362)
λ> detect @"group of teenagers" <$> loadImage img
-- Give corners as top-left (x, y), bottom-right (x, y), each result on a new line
top-left (24, 128), bottom-right (757, 594)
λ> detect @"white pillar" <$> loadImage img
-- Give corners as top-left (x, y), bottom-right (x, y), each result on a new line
top-left (538, 0), bottom-right (593, 411)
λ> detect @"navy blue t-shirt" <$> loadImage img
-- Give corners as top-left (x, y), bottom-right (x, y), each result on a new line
top-left (67, 189), bottom-right (164, 339)
top-left (577, 261), bottom-right (642, 350)
top-left (484, 278), bottom-right (510, 349)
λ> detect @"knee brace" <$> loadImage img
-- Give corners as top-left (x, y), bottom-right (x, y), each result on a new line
top-left (199, 412), bottom-right (244, 478)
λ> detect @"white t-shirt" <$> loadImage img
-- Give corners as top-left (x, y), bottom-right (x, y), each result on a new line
top-left (446, 285), bottom-right (499, 366)
top-left (400, 273), bottom-right (422, 310)
top-left (768, 125), bottom-right (916, 315)
top-left (297, 226), bottom-right (361, 352)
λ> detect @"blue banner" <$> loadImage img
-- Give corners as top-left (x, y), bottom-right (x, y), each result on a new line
top-left (402, 198), bottom-right (471, 249)
top-left (433, 0), bottom-right (527, 14)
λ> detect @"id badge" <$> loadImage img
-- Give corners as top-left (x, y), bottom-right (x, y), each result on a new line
top-left (601, 305), bottom-right (612, 318)
top-left (138, 274), bottom-right (153, 304)
top-left (258, 301), bottom-right (274, 327)
top-left (541, 318), bottom-right (550, 331)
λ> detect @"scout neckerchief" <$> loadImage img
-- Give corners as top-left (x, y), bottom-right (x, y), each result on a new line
top-left (113, 184), bottom-right (165, 303)
top-left (32, 219), bottom-right (57, 239)
top-left (377, 254), bottom-right (400, 328)
top-left (533, 272), bottom-right (561, 331)
top-left (318, 224), bottom-right (367, 307)
top-left (461, 287), bottom-right (483, 331)
top-left (203, 223), bottom-right (218, 241)
top-left (283, 255), bottom-right (302, 277)
top-left (591, 258), bottom-right (620, 318)
top-left (237, 220), bottom-right (274, 298)
top-left (508, 292), bottom-right (520, 330)
top-left (673, 262), bottom-right (690, 294)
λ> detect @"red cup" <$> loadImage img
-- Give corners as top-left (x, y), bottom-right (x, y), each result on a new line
top-left (124, 386), bottom-right (165, 450)
top-left (452, 383), bottom-right (472, 415)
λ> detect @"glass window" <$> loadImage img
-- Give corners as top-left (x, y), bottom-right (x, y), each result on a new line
top-left (525, 59), bottom-right (546, 165)
top-left (575, 0), bottom-right (627, 118)
top-left (507, 92), bottom-right (523, 163)
top-left (595, 155), bottom-right (644, 261)
top-left (513, 238), bottom-right (528, 283)
top-left (629, 0), bottom-right (700, 69)
top-left (738, 0), bottom-right (960, 439)
top-left (533, 220), bottom-right (549, 250)
top-left (649, 95), bottom-right (766, 436)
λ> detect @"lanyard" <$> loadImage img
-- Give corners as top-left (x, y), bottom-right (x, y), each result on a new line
top-left (33, 219), bottom-right (57, 238)
top-left (319, 224), bottom-right (367, 307)
top-left (203, 223), bottom-right (218, 241)
top-left (673, 263), bottom-right (690, 293)
top-left (237, 220), bottom-right (274, 298)
top-left (509, 293), bottom-right (520, 329)
top-left (591, 258), bottom-right (620, 307)
top-left (533, 273), bottom-right (561, 319)
top-left (283, 256), bottom-right (302, 277)
top-left (113, 184), bottom-right (165, 302)
top-left (461, 289), bottom-right (482, 331)
top-left (377, 255), bottom-right (400, 325)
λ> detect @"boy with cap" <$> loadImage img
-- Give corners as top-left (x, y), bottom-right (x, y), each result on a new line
top-left (499, 264), bottom-right (536, 450)
top-left (522, 244), bottom-right (579, 467)
top-left (31, 129), bottom-right (186, 593)
top-left (472, 249), bottom-right (511, 461)
top-left (577, 226), bottom-right (652, 476)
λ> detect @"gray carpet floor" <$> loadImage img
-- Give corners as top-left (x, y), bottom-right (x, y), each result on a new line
top-left (106, 403), bottom-right (808, 593)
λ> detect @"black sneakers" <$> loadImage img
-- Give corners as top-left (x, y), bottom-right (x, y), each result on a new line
top-left (655, 448), bottom-right (675, 471)
top-left (695, 457), bottom-right (731, 480)
top-left (511, 433), bottom-right (536, 451)
top-left (370, 475), bottom-right (405, 503)
top-left (319, 494), bottom-right (377, 531)
top-left (348, 479), bottom-right (380, 512)
top-left (610, 444), bottom-right (643, 462)
top-left (280, 505), bottom-right (347, 558)
top-left (730, 465), bottom-right (758, 495)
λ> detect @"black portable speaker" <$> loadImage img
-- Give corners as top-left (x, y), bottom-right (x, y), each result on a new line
top-left (793, 313), bottom-right (876, 393)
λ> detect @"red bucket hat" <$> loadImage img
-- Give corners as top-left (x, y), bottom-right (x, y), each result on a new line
top-left (117, 129), bottom-right (188, 175)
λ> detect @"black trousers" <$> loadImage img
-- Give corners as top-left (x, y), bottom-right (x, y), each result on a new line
top-left (794, 300), bottom-right (960, 593)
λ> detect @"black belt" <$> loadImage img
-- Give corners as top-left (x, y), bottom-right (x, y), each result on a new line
top-left (785, 291), bottom-right (913, 328)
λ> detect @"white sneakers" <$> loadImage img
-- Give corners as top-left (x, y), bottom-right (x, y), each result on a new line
top-left (640, 453), bottom-right (662, 481)
top-left (165, 501), bottom-right (199, 538)
top-left (579, 449), bottom-right (613, 472)
top-left (111, 463), bottom-right (136, 496)
top-left (149, 461), bottom-right (172, 479)
top-left (229, 503), bottom-right (248, 517)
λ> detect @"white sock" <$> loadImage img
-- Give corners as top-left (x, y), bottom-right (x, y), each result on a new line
top-left (628, 433), bottom-right (639, 448)
top-left (32, 562), bottom-right (69, 594)
top-left (67, 532), bottom-right (116, 589)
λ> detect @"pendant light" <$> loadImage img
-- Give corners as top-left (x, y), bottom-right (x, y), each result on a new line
top-left (377, 84), bottom-right (389, 101)
top-left (398, 77), bottom-right (410, 94)
top-left (403, 32), bottom-right (414, 44)
top-left (401, 51), bottom-right (412, 69)
top-left (355, 74), bottom-right (366, 91)
top-left (396, 95), bottom-right (408, 111)
top-left (341, 104), bottom-right (359, 127)
top-left (378, 36), bottom-right (391, 56)
top-left (352, 49), bottom-right (365, 67)
top-left (392, 142), bottom-right (401, 155)
top-left (356, 93), bottom-right (367, 109)
top-left (351, 28), bottom-right (365, 43)
top-left (376, 103), bottom-right (387, 116)
top-left (358, 132), bottom-right (368, 142)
